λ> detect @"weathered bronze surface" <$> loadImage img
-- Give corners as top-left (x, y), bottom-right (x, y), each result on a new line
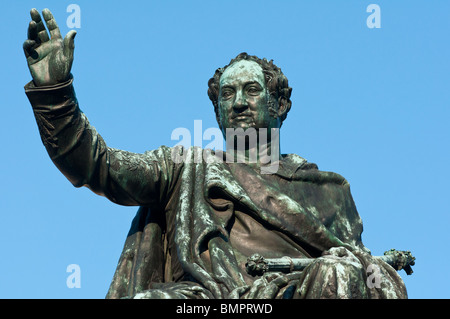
top-left (23, 8), bottom-right (413, 299)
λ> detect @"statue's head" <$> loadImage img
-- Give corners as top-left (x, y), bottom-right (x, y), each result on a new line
top-left (208, 52), bottom-right (292, 136)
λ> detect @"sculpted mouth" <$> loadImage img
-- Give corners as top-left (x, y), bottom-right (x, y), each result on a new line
top-left (233, 115), bottom-right (252, 121)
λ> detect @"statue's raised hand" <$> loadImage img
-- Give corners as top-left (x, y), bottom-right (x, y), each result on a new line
top-left (23, 8), bottom-right (76, 86)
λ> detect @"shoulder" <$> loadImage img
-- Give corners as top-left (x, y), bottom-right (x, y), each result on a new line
top-left (282, 154), bottom-right (349, 186)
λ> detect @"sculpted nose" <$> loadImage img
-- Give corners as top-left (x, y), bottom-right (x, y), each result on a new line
top-left (233, 91), bottom-right (248, 112)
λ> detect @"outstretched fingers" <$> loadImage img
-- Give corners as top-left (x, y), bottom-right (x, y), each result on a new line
top-left (27, 20), bottom-right (38, 41)
top-left (42, 8), bottom-right (62, 40)
top-left (30, 8), bottom-right (49, 43)
top-left (24, 20), bottom-right (39, 59)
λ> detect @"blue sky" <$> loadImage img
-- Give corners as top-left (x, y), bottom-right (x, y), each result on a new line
top-left (1, 0), bottom-right (449, 298)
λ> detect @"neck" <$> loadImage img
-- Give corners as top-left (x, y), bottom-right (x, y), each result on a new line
top-left (225, 129), bottom-right (281, 166)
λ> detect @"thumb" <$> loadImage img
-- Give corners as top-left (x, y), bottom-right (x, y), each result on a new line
top-left (63, 30), bottom-right (77, 59)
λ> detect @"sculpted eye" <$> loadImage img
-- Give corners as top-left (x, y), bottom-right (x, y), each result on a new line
top-left (221, 89), bottom-right (234, 99)
top-left (247, 86), bottom-right (261, 95)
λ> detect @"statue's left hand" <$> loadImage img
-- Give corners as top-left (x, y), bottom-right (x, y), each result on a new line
top-left (23, 8), bottom-right (76, 86)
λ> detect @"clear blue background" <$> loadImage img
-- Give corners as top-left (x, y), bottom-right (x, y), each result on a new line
top-left (1, 0), bottom-right (449, 298)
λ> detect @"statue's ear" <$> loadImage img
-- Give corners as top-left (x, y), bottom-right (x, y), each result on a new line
top-left (278, 97), bottom-right (291, 119)
top-left (215, 101), bottom-right (223, 131)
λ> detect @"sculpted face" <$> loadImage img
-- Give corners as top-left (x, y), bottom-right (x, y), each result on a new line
top-left (218, 60), bottom-right (280, 137)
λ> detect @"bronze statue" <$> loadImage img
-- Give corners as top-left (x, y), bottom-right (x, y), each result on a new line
top-left (23, 8), bottom-right (414, 299)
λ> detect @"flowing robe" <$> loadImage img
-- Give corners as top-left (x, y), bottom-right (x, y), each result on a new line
top-left (25, 77), bottom-right (408, 299)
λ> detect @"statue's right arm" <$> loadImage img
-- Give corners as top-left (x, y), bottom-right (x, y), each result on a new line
top-left (23, 9), bottom-right (181, 206)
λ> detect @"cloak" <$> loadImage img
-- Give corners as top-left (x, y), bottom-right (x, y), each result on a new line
top-left (105, 148), bottom-right (407, 299)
